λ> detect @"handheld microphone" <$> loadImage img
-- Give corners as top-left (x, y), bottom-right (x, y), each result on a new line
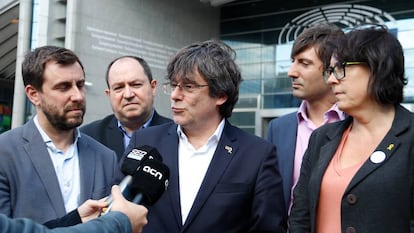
top-left (129, 158), bottom-right (170, 205)
top-left (121, 145), bottom-right (163, 175)
top-left (101, 145), bottom-right (167, 215)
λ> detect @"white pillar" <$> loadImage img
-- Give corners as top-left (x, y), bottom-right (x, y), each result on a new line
top-left (11, 0), bottom-right (32, 128)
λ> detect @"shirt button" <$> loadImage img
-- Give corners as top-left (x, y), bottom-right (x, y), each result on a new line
top-left (346, 226), bottom-right (356, 233)
top-left (346, 194), bottom-right (357, 204)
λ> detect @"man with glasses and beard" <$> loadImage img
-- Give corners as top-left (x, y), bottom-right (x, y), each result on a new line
top-left (0, 46), bottom-right (117, 224)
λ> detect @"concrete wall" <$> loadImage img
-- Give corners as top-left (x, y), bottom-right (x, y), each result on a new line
top-left (66, 0), bottom-right (220, 124)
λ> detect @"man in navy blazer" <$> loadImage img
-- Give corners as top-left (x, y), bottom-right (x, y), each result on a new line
top-left (81, 56), bottom-right (171, 161)
top-left (265, 24), bottom-right (345, 214)
top-left (119, 40), bottom-right (287, 233)
top-left (0, 46), bottom-right (117, 224)
top-left (81, 112), bottom-right (170, 161)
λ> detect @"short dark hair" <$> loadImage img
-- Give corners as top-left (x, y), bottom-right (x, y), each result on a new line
top-left (334, 24), bottom-right (407, 105)
top-left (166, 40), bottom-right (242, 118)
top-left (291, 23), bottom-right (344, 69)
top-left (22, 45), bottom-right (85, 91)
top-left (105, 56), bottom-right (153, 88)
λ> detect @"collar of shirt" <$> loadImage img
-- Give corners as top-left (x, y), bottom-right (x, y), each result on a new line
top-left (176, 118), bottom-right (225, 224)
top-left (118, 109), bottom-right (155, 150)
top-left (296, 101), bottom-right (346, 127)
top-left (117, 109), bottom-right (155, 138)
top-left (176, 118), bottom-right (225, 150)
top-left (33, 115), bottom-right (81, 149)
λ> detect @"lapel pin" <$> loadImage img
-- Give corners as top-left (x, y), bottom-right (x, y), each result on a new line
top-left (225, 145), bottom-right (232, 154)
top-left (387, 143), bottom-right (394, 151)
top-left (370, 151), bottom-right (386, 164)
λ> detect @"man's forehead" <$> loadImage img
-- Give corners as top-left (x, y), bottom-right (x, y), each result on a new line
top-left (173, 69), bottom-right (204, 83)
top-left (44, 62), bottom-right (84, 81)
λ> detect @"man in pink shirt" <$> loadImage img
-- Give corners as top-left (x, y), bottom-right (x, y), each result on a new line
top-left (265, 23), bottom-right (346, 216)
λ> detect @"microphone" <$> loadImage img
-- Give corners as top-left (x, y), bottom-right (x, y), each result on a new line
top-left (121, 145), bottom-right (163, 175)
top-left (101, 145), bottom-right (168, 215)
top-left (129, 158), bottom-right (169, 205)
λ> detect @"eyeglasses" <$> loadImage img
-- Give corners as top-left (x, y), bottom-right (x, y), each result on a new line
top-left (322, 61), bottom-right (366, 82)
top-left (163, 82), bottom-right (209, 95)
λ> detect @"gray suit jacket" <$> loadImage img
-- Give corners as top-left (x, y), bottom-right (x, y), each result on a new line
top-left (289, 105), bottom-right (414, 233)
top-left (0, 212), bottom-right (131, 233)
top-left (0, 119), bottom-right (117, 224)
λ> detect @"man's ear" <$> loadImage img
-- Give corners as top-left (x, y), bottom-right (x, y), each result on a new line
top-left (216, 93), bottom-right (228, 106)
top-left (151, 79), bottom-right (157, 96)
top-left (25, 85), bottom-right (40, 106)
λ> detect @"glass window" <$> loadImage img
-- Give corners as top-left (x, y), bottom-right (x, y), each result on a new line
top-left (240, 79), bottom-right (261, 94)
top-left (262, 62), bottom-right (276, 79)
top-left (263, 77), bottom-right (291, 94)
top-left (240, 64), bottom-right (262, 80)
top-left (261, 45), bottom-right (275, 62)
top-left (236, 47), bottom-right (262, 64)
top-left (236, 96), bottom-right (258, 108)
top-left (228, 111), bottom-right (255, 127)
top-left (262, 93), bottom-right (301, 109)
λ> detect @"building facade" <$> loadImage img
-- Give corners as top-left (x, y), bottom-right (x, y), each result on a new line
top-left (1, 0), bottom-right (414, 136)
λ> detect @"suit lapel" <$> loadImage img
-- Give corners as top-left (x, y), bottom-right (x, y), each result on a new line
top-left (308, 118), bottom-right (351, 212)
top-left (182, 122), bottom-right (237, 230)
top-left (310, 137), bottom-right (341, 211)
top-left (77, 138), bottom-right (95, 203)
top-left (160, 125), bottom-right (182, 228)
top-left (280, 114), bottom-right (298, 205)
top-left (345, 106), bottom-right (408, 193)
top-left (105, 116), bottom-right (124, 159)
top-left (22, 120), bottom-right (66, 216)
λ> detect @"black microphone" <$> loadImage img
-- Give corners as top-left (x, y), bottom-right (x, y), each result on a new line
top-left (121, 145), bottom-right (163, 175)
top-left (129, 158), bottom-right (169, 205)
top-left (101, 145), bottom-right (167, 214)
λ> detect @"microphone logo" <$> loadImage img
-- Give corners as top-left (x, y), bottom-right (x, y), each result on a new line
top-left (127, 148), bottom-right (148, 160)
top-left (143, 165), bottom-right (163, 180)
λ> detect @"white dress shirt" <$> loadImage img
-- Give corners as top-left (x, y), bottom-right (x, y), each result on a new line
top-left (178, 119), bottom-right (225, 224)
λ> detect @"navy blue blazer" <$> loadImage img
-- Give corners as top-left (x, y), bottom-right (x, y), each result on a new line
top-left (0, 119), bottom-right (117, 224)
top-left (290, 105), bottom-right (414, 233)
top-left (122, 120), bottom-right (287, 233)
top-left (265, 112), bottom-right (297, 213)
top-left (80, 110), bottom-right (171, 161)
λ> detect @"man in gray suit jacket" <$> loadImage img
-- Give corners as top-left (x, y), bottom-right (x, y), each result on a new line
top-left (81, 56), bottom-right (171, 161)
top-left (0, 46), bottom-right (117, 224)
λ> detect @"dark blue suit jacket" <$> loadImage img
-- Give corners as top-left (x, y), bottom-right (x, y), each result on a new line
top-left (81, 110), bottom-right (171, 161)
top-left (265, 112), bottom-right (297, 213)
top-left (122, 120), bottom-right (287, 233)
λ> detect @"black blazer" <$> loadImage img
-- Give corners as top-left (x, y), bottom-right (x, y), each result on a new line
top-left (289, 105), bottom-right (414, 233)
top-left (81, 110), bottom-right (171, 161)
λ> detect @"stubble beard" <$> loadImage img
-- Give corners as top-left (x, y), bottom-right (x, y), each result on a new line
top-left (42, 103), bottom-right (85, 131)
